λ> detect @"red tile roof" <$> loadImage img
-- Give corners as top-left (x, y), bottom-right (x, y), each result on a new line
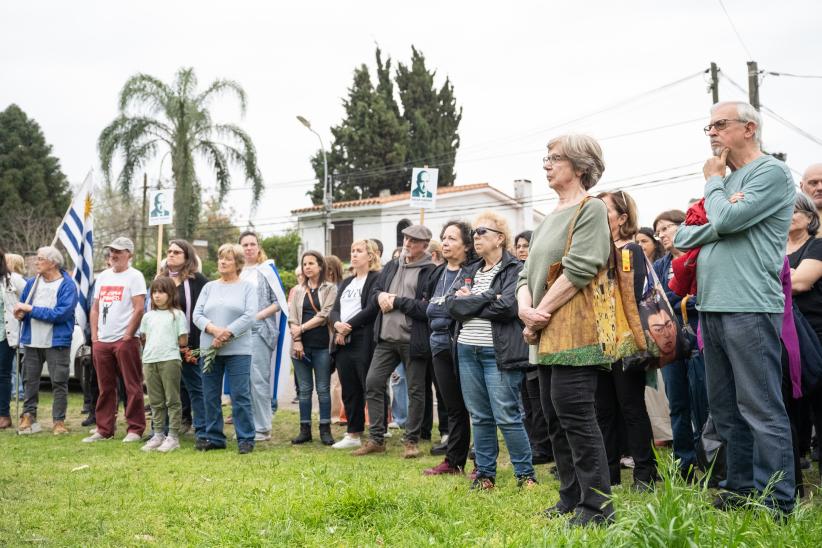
top-left (292, 183), bottom-right (492, 214)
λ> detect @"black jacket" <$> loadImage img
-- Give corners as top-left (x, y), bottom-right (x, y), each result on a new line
top-left (329, 271), bottom-right (381, 354)
top-left (370, 257), bottom-right (437, 359)
top-left (445, 251), bottom-right (529, 370)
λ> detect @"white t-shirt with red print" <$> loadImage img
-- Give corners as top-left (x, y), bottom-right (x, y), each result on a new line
top-left (94, 267), bottom-right (147, 343)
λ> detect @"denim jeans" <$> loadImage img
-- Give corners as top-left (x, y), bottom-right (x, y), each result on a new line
top-left (457, 343), bottom-right (534, 479)
top-left (700, 311), bottom-right (796, 512)
top-left (180, 359), bottom-right (206, 440)
top-left (661, 350), bottom-right (709, 472)
top-left (202, 353), bottom-right (255, 446)
top-left (390, 363), bottom-right (408, 427)
top-left (250, 329), bottom-right (275, 434)
top-left (292, 347), bottom-right (332, 424)
top-left (0, 339), bottom-right (15, 417)
top-left (11, 355), bottom-right (24, 399)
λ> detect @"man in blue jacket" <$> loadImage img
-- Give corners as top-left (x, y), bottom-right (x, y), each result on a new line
top-left (14, 246), bottom-right (77, 435)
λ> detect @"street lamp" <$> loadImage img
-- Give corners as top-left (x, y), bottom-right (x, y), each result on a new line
top-left (297, 115), bottom-right (331, 256)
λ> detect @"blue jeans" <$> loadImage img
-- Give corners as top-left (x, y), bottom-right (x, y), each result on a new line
top-left (0, 339), bottom-right (15, 417)
top-left (457, 343), bottom-right (534, 479)
top-left (292, 347), bottom-right (331, 424)
top-left (202, 354), bottom-right (254, 446)
top-left (661, 350), bottom-right (709, 472)
top-left (700, 311), bottom-right (795, 512)
top-left (390, 363), bottom-right (408, 427)
top-left (180, 359), bottom-right (206, 440)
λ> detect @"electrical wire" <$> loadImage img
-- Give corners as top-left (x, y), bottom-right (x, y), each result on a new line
top-left (760, 105), bottom-right (822, 147)
top-left (763, 70), bottom-right (822, 80)
top-left (717, 0), bottom-right (754, 60)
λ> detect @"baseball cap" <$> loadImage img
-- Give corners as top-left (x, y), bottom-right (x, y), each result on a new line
top-left (105, 237), bottom-right (135, 253)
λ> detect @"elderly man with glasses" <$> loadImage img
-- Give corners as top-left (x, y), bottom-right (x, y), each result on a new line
top-left (800, 163), bottom-right (822, 230)
top-left (675, 101), bottom-right (796, 516)
top-left (13, 246), bottom-right (77, 435)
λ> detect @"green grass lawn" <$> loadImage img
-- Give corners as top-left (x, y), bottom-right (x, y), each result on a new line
top-left (2, 393), bottom-right (822, 547)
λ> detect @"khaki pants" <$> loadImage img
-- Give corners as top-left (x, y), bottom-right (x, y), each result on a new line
top-left (144, 359), bottom-right (182, 437)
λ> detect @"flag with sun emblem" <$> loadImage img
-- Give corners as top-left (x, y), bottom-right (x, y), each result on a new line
top-left (58, 172), bottom-right (95, 331)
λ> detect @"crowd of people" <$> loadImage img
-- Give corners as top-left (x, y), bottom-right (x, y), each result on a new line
top-left (1, 100), bottom-right (821, 526)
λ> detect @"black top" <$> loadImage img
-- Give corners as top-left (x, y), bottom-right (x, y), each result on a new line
top-left (618, 241), bottom-right (648, 305)
top-left (176, 272), bottom-right (209, 350)
top-left (329, 271), bottom-right (381, 353)
top-left (788, 238), bottom-right (822, 339)
top-left (301, 287), bottom-right (330, 349)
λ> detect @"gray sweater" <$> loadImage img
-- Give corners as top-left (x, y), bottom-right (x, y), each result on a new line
top-left (193, 279), bottom-right (256, 356)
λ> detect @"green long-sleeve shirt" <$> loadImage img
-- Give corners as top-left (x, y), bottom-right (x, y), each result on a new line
top-left (518, 197), bottom-right (611, 364)
top-left (673, 155), bottom-right (795, 313)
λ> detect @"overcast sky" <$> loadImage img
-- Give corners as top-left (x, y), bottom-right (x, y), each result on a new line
top-left (2, 0), bottom-right (821, 233)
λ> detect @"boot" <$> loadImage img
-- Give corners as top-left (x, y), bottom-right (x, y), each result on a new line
top-left (291, 423), bottom-right (312, 444)
top-left (319, 423), bottom-right (335, 446)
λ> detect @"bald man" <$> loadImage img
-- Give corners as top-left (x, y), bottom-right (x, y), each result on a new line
top-left (800, 163), bottom-right (822, 235)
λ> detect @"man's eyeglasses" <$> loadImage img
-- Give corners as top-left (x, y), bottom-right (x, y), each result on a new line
top-left (542, 154), bottom-right (566, 164)
top-left (703, 118), bottom-right (747, 135)
top-left (167, 249), bottom-right (184, 256)
top-left (472, 227), bottom-right (504, 237)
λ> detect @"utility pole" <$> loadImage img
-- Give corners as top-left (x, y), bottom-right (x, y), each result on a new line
top-left (747, 61), bottom-right (760, 110)
top-left (140, 172), bottom-right (148, 260)
top-left (709, 62), bottom-right (720, 104)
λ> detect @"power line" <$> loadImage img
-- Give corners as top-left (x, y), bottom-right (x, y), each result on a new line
top-left (763, 70), bottom-right (822, 80)
top-left (760, 105), bottom-right (822, 147)
top-left (717, 0), bottom-right (754, 59)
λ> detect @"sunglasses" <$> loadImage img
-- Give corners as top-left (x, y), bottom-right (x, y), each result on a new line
top-left (472, 227), bottom-right (503, 237)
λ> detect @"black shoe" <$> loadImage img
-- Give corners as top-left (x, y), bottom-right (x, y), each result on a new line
top-left (549, 465), bottom-right (559, 480)
top-left (542, 503), bottom-right (574, 519)
top-left (468, 446), bottom-right (475, 460)
top-left (292, 423), bottom-right (313, 444)
top-left (81, 415), bottom-right (96, 427)
top-left (195, 439), bottom-right (226, 452)
top-left (319, 423), bottom-right (335, 446)
top-left (238, 441), bottom-right (254, 454)
top-left (532, 452), bottom-right (553, 465)
top-left (568, 509), bottom-right (610, 528)
top-left (81, 405), bottom-right (91, 415)
top-left (430, 440), bottom-right (447, 456)
top-left (712, 490), bottom-right (750, 511)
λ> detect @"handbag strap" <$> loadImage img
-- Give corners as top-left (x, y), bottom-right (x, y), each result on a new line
top-left (562, 196), bottom-right (593, 256)
top-left (305, 284), bottom-right (321, 314)
top-left (681, 295), bottom-right (690, 326)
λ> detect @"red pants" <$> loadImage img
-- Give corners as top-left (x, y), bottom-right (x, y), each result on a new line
top-left (93, 338), bottom-right (145, 437)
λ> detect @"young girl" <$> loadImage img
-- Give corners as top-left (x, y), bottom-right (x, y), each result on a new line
top-left (140, 276), bottom-right (188, 452)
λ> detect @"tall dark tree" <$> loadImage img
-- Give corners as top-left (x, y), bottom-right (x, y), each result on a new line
top-left (309, 57), bottom-right (409, 203)
top-left (0, 104), bottom-right (71, 253)
top-left (308, 46), bottom-right (461, 203)
top-left (98, 68), bottom-right (263, 239)
top-left (396, 46), bottom-right (462, 187)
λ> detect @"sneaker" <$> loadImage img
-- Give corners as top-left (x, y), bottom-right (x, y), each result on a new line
top-left (388, 421), bottom-right (400, 429)
top-left (157, 436), bottom-right (180, 453)
top-left (238, 441), bottom-right (254, 454)
top-left (122, 432), bottom-right (142, 443)
top-left (470, 476), bottom-right (495, 491)
top-left (620, 456), bottom-right (635, 469)
top-left (142, 434), bottom-right (166, 452)
top-left (332, 434), bottom-right (362, 450)
top-left (18, 414), bottom-right (41, 435)
top-left (403, 441), bottom-right (421, 459)
top-left (430, 435), bottom-right (449, 456)
top-left (424, 460), bottom-right (463, 476)
top-left (82, 432), bottom-right (113, 443)
top-left (81, 415), bottom-right (96, 427)
top-left (89, 427), bottom-right (98, 434)
top-left (52, 421), bottom-right (69, 435)
top-left (517, 475), bottom-right (539, 488)
top-left (254, 432), bottom-right (272, 442)
top-left (351, 440), bottom-right (386, 456)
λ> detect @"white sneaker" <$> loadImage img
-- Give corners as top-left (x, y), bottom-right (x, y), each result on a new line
top-left (122, 432), bottom-right (142, 443)
top-left (141, 434), bottom-right (165, 452)
top-left (157, 436), bottom-right (179, 453)
top-left (384, 430), bottom-right (393, 438)
top-left (388, 421), bottom-right (400, 429)
top-left (82, 432), bottom-right (112, 443)
top-left (18, 422), bottom-right (42, 435)
top-left (254, 432), bottom-right (272, 442)
top-left (89, 427), bottom-right (98, 434)
top-left (332, 434), bottom-right (362, 449)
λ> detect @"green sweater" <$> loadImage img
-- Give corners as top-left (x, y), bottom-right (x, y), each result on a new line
top-left (518, 197), bottom-right (612, 364)
top-left (674, 155), bottom-right (795, 313)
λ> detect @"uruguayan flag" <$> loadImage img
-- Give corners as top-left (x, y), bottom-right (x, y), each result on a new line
top-left (58, 172), bottom-right (94, 331)
top-left (259, 259), bottom-right (292, 405)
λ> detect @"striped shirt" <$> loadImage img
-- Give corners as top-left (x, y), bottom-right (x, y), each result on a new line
top-left (457, 262), bottom-right (502, 347)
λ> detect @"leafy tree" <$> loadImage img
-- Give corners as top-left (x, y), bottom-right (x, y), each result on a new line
top-left (308, 46), bottom-right (461, 203)
top-left (0, 104), bottom-right (71, 253)
top-left (98, 67), bottom-right (263, 239)
top-left (260, 229), bottom-right (301, 273)
top-left (396, 47), bottom-right (462, 187)
top-left (193, 196), bottom-right (241, 263)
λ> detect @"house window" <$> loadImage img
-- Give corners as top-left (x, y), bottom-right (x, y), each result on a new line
top-left (396, 218), bottom-right (412, 247)
top-left (331, 220), bottom-right (353, 259)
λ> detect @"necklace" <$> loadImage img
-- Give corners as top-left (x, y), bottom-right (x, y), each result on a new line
top-left (432, 267), bottom-right (462, 305)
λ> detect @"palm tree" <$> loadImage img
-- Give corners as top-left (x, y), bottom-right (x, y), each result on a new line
top-left (98, 67), bottom-right (263, 240)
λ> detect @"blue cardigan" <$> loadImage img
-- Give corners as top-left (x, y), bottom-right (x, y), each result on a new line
top-left (19, 271), bottom-right (78, 348)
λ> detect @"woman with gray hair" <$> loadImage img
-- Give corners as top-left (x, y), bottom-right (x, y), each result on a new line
top-left (13, 246), bottom-right (78, 435)
top-left (516, 134), bottom-right (614, 526)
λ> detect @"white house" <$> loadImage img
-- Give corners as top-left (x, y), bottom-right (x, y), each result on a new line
top-left (292, 180), bottom-right (544, 262)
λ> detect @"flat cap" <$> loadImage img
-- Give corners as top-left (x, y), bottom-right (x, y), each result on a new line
top-left (402, 224), bottom-right (432, 241)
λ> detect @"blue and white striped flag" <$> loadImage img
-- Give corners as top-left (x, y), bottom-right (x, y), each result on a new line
top-left (58, 172), bottom-right (94, 331)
